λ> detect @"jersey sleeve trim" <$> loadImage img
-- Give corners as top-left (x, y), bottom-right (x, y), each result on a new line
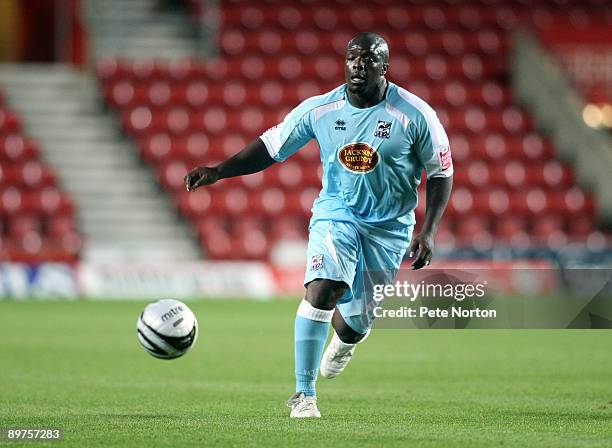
top-left (259, 107), bottom-right (313, 162)
top-left (384, 102), bottom-right (410, 130)
top-left (259, 93), bottom-right (344, 162)
top-left (314, 99), bottom-right (346, 122)
top-left (397, 87), bottom-right (453, 179)
top-left (260, 125), bottom-right (284, 161)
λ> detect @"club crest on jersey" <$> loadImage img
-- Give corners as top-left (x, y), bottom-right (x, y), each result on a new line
top-left (311, 254), bottom-right (324, 271)
top-left (374, 120), bottom-right (392, 138)
top-left (338, 142), bottom-right (380, 174)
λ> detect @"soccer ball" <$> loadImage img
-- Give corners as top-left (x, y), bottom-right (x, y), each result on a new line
top-left (137, 299), bottom-right (198, 359)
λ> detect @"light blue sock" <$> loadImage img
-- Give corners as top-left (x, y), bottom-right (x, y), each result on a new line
top-left (294, 299), bottom-right (334, 397)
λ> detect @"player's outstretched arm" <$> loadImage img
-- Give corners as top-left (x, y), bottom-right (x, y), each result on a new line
top-left (409, 176), bottom-right (453, 270)
top-left (184, 137), bottom-right (275, 191)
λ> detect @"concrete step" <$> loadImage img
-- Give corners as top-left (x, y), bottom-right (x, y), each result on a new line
top-left (27, 117), bottom-right (117, 133)
top-left (60, 178), bottom-right (158, 194)
top-left (86, 235), bottom-right (197, 248)
top-left (84, 0), bottom-right (199, 60)
top-left (77, 196), bottom-right (165, 210)
top-left (44, 144), bottom-right (131, 154)
top-left (0, 69), bottom-right (75, 85)
top-left (80, 213), bottom-right (177, 226)
top-left (96, 48), bottom-right (195, 59)
top-left (87, 234), bottom-right (199, 248)
top-left (60, 173), bottom-right (156, 189)
top-left (82, 244), bottom-right (201, 262)
top-left (43, 140), bottom-right (127, 151)
top-left (16, 101), bottom-right (101, 116)
top-left (84, 222), bottom-right (186, 237)
top-left (29, 126), bottom-right (120, 141)
top-left (43, 155), bottom-right (132, 170)
top-left (42, 150), bottom-right (130, 164)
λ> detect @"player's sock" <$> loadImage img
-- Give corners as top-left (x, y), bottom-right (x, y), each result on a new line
top-left (294, 299), bottom-right (334, 397)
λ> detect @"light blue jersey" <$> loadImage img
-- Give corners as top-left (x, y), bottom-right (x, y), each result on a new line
top-left (261, 82), bottom-right (453, 333)
top-left (260, 82), bottom-right (453, 255)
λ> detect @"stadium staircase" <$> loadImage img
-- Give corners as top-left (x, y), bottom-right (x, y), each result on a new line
top-left (96, 0), bottom-right (611, 261)
top-left (84, 0), bottom-right (201, 60)
top-left (0, 64), bottom-right (200, 262)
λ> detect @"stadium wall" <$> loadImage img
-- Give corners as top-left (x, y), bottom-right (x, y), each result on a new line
top-left (0, 261), bottom-right (274, 300)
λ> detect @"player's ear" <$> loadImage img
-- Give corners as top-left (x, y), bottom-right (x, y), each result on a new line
top-left (381, 63), bottom-right (389, 76)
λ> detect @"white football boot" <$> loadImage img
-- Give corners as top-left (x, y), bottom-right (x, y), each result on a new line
top-left (287, 392), bottom-right (321, 418)
top-left (320, 330), bottom-right (369, 379)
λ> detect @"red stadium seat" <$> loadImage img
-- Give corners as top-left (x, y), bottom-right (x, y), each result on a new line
top-left (466, 161), bottom-right (489, 188)
top-left (0, 97), bottom-right (82, 261)
top-left (448, 187), bottom-right (473, 216)
top-left (295, 31), bottom-right (320, 55)
top-left (270, 216), bottom-right (307, 241)
top-left (312, 7), bottom-right (338, 31)
top-left (159, 160), bottom-right (189, 191)
top-left (222, 187), bottom-right (249, 216)
top-left (0, 135), bottom-right (40, 162)
top-left (46, 214), bottom-right (76, 238)
top-left (177, 189), bottom-right (214, 218)
top-left (495, 216), bottom-right (527, 240)
top-left (0, 109), bottom-right (22, 134)
top-left (250, 188), bottom-right (286, 217)
top-left (8, 214), bottom-right (42, 238)
top-left (532, 215), bottom-right (564, 242)
top-left (0, 187), bottom-right (22, 215)
top-left (201, 229), bottom-right (233, 259)
top-left (19, 161), bottom-right (56, 190)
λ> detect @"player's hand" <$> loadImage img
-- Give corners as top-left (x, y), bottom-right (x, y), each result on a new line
top-left (184, 166), bottom-right (220, 191)
top-left (408, 232), bottom-right (434, 270)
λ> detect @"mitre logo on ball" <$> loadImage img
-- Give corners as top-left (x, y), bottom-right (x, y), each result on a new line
top-left (338, 142), bottom-right (379, 174)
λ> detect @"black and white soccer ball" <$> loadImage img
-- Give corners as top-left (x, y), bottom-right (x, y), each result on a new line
top-left (137, 299), bottom-right (198, 360)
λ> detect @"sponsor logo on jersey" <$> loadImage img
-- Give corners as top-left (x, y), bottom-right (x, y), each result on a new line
top-left (334, 119), bottom-right (346, 131)
top-left (439, 145), bottom-right (452, 171)
top-left (338, 142), bottom-right (380, 174)
top-left (374, 120), bottom-right (392, 138)
top-left (311, 254), bottom-right (324, 271)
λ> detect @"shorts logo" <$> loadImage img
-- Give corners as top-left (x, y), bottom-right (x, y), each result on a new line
top-left (311, 254), bottom-right (324, 271)
top-left (374, 120), bottom-right (392, 138)
top-left (439, 145), bottom-right (452, 171)
top-left (338, 142), bottom-right (379, 174)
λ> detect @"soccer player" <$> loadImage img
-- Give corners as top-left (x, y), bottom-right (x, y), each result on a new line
top-left (185, 32), bottom-right (453, 418)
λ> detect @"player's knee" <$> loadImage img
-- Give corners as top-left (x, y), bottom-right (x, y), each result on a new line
top-left (336, 328), bottom-right (366, 344)
top-left (305, 279), bottom-right (347, 310)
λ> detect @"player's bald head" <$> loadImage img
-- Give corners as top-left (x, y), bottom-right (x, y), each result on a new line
top-left (347, 32), bottom-right (389, 64)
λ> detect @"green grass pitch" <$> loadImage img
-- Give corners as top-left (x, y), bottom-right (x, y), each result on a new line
top-left (0, 300), bottom-right (610, 447)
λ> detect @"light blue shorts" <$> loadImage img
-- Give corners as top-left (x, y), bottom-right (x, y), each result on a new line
top-left (304, 219), bottom-right (409, 334)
